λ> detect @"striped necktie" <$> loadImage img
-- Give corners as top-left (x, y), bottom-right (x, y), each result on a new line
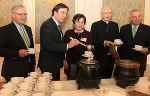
top-left (132, 26), bottom-right (137, 38)
top-left (58, 25), bottom-right (63, 40)
top-left (20, 26), bottom-right (30, 48)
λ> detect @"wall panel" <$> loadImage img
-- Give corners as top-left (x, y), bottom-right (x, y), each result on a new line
top-left (35, 0), bottom-right (75, 44)
top-left (0, 0), bottom-right (23, 27)
top-left (75, 0), bottom-right (102, 31)
top-left (103, 0), bottom-right (145, 27)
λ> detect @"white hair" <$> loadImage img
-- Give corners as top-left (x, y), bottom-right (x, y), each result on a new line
top-left (101, 6), bottom-right (112, 13)
top-left (12, 4), bottom-right (25, 12)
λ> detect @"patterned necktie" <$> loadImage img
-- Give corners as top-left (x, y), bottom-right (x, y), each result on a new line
top-left (20, 26), bottom-right (30, 48)
top-left (132, 26), bottom-right (137, 38)
top-left (58, 25), bottom-right (63, 40)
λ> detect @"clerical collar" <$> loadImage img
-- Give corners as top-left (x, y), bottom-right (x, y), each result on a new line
top-left (102, 19), bottom-right (109, 24)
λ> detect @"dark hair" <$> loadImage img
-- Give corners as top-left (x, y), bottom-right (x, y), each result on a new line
top-left (72, 14), bottom-right (86, 24)
top-left (52, 3), bottom-right (69, 16)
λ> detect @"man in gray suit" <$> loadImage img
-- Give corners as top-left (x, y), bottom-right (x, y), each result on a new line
top-left (38, 3), bottom-right (79, 80)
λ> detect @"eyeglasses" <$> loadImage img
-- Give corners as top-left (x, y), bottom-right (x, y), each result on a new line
top-left (13, 12), bottom-right (28, 16)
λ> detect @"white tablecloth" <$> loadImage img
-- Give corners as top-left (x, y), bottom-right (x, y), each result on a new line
top-left (51, 77), bottom-right (150, 96)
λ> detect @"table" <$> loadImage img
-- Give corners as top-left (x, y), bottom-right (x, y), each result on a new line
top-left (51, 77), bottom-right (150, 96)
top-left (0, 77), bottom-right (149, 96)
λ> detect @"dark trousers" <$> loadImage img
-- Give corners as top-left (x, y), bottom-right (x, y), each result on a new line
top-left (96, 55), bottom-right (115, 79)
top-left (40, 69), bottom-right (60, 81)
top-left (51, 71), bottom-right (60, 81)
top-left (64, 64), bottom-right (78, 80)
top-left (139, 69), bottom-right (144, 77)
top-left (100, 65), bottom-right (114, 79)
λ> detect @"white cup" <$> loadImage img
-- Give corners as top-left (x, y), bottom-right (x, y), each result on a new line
top-left (11, 77), bottom-right (21, 84)
top-left (43, 72), bottom-right (52, 79)
top-left (24, 77), bottom-right (36, 84)
top-left (43, 72), bottom-right (52, 76)
top-left (19, 83), bottom-right (32, 91)
top-left (38, 76), bottom-right (48, 82)
top-left (114, 39), bottom-right (122, 45)
top-left (135, 45), bottom-right (143, 51)
top-left (28, 48), bottom-right (35, 54)
top-left (29, 72), bottom-right (38, 78)
top-left (36, 82), bottom-right (49, 91)
top-left (84, 51), bottom-right (93, 57)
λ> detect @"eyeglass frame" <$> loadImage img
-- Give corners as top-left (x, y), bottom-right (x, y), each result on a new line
top-left (13, 11), bottom-right (28, 16)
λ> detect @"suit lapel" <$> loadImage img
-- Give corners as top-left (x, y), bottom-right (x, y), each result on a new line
top-left (24, 25), bottom-right (33, 48)
top-left (128, 24), bottom-right (135, 39)
top-left (133, 24), bottom-right (142, 39)
top-left (50, 18), bottom-right (62, 41)
top-left (10, 22), bottom-right (29, 48)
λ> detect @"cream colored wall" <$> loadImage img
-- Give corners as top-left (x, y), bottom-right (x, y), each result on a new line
top-left (35, 0), bottom-right (75, 44)
top-left (144, 0), bottom-right (150, 26)
top-left (23, 0), bottom-right (35, 43)
top-left (75, 0), bottom-right (102, 31)
top-left (103, 0), bottom-right (145, 27)
top-left (0, 0), bottom-right (23, 27)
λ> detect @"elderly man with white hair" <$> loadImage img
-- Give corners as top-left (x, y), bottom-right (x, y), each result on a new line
top-left (90, 6), bottom-right (120, 78)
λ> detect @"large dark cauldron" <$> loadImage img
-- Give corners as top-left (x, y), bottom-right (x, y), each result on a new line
top-left (109, 43), bottom-right (140, 88)
top-left (114, 60), bottom-right (140, 88)
top-left (76, 59), bottom-right (101, 89)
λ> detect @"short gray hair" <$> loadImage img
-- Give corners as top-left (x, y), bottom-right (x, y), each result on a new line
top-left (12, 4), bottom-right (25, 12)
top-left (130, 9), bottom-right (142, 16)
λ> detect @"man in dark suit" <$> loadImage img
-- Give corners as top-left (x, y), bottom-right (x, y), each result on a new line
top-left (118, 9), bottom-right (150, 76)
top-left (0, 4), bottom-right (35, 82)
top-left (38, 3), bottom-right (79, 80)
top-left (91, 6), bottom-right (120, 79)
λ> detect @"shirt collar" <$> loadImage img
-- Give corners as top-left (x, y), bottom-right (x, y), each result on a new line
top-left (13, 21), bottom-right (23, 31)
top-left (102, 19), bottom-right (109, 24)
top-left (132, 24), bottom-right (139, 29)
top-left (52, 17), bottom-right (60, 26)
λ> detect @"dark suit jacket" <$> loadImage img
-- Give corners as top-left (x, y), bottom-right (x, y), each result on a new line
top-left (38, 17), bottom-right (67, 73)
top-left (118, 23), bottom-right (150, 71)
top-left (0, 22), bottom-right (35, 82)
top-left (91, 20), bottom-right (120, 65)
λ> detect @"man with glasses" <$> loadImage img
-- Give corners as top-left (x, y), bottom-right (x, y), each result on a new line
top-left (0, 4), bottom-right (35, 82)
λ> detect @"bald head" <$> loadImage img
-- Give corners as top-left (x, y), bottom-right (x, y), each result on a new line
top-left (101, 6), bottom-right (112, 22)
